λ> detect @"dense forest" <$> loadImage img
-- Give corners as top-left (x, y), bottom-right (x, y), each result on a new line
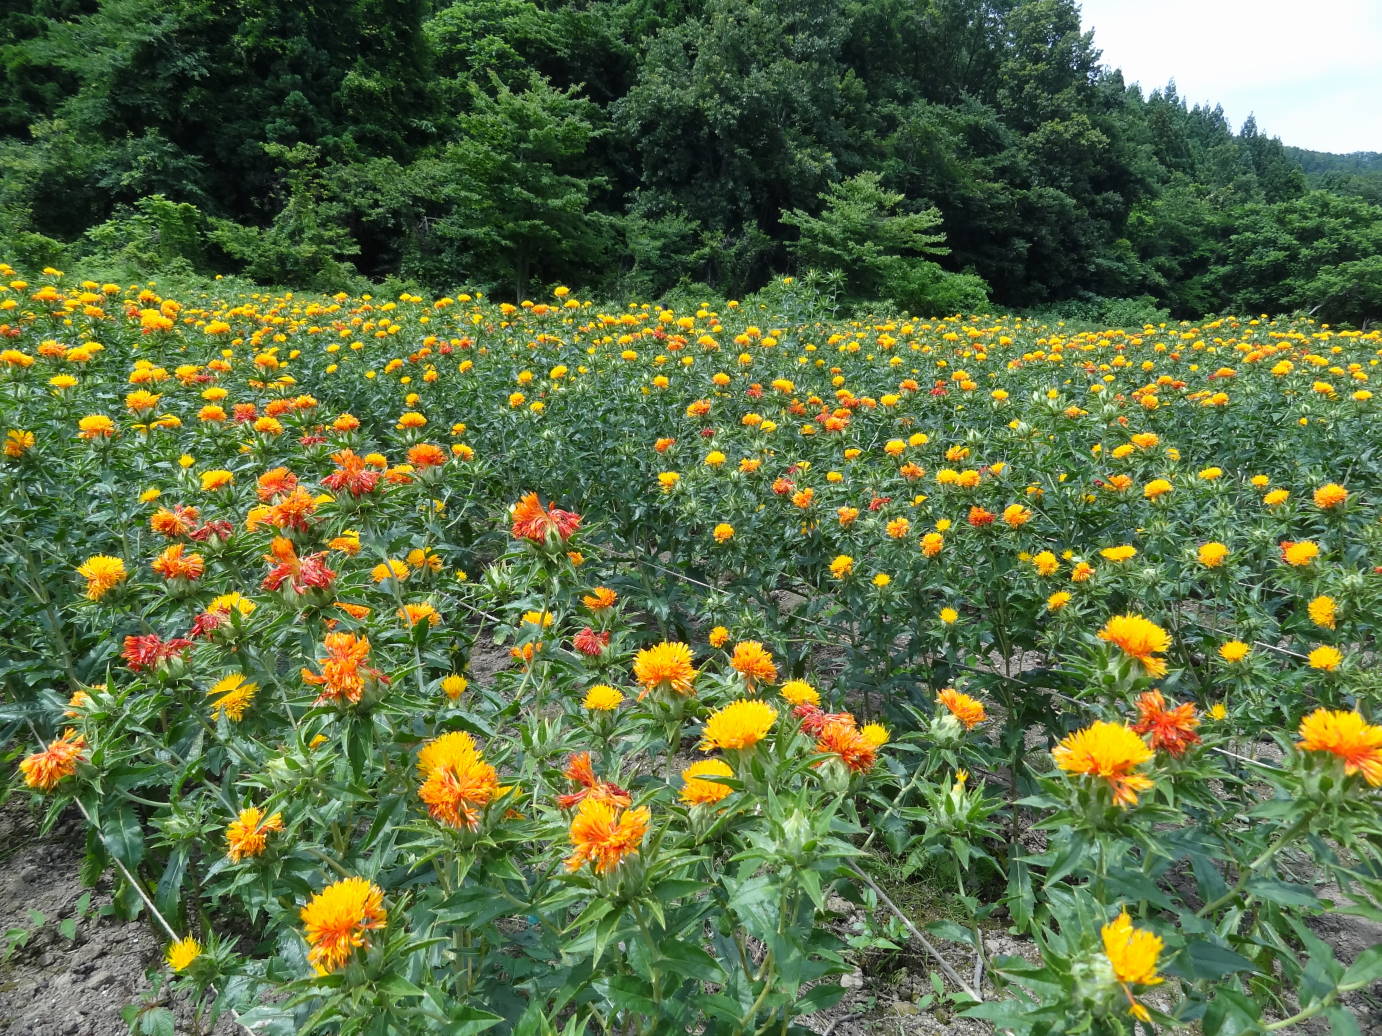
top-left (1, 0), bottom-right (1380, 321)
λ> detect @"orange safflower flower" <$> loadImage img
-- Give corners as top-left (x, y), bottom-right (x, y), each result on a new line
top-left (255, 466), bottom-right (298, 502)
top-left (936, 688), bottom-right (987, 729)
top-left (407, 443), bottom-right (447, 469)
top-left (265, 488), bottom-right (317, 531)
top-left (263, 536), bottom-right (335, 594)
top-left (300, 877), bottom-right (386, 975)
top-left (729, 641), bottom-right (778, 690)
top-left (1281, 540), bottom-right (1320, 567)
top-left (322, 449), bottom-right (381, 496)
top-left (510, 492), bottom-right (581, 543)
top-left (815, 717), bottom-right (878, 773)
top-left (1102, 910), bottom-right (1163, 1023)
top-left (633, 641), bottom-right (697, 698)
top-left (565, 798), bottom-right (651, 874)
top-left (1297, 709), bottom-right (1382, 785)
top-left (397, 602), bottom-right (440, 627)
top-left (1131, 691), bottom-right (1200, 757)
top-left (1097, 614), bottom-right (1171, 678)
top-left (301, 632), bottom-right (380, 705)
top-left (151, 543), bottom-right (205, 582)
top-left (19, 728), bottom-right (87, 790)
top-left (583, 586), bottom-right (617, 610)
top-left (150, 504), bottom-right (200, 538)
top-left (76, 555), bottom-right (127, 600)
top-left (1053, 721), bottom-right (1154, 807)
top-left (417, 731), bottom-right (506, 829)
top-left (226, 806), bottom-right (284, 861)
top-left (1313, 483), bottom-right (1348, 509)
top-left (557, 752), bottom-right (632, 810)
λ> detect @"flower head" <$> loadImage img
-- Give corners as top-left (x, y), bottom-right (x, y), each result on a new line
top-left (511, 492), bottom-right (581, 543)
top-left (633, 641), bottom-right (697, 698)
top-left (1196, 542), bottom-right (1228, 568)
top-left (77, 555), bottom-right (127, 600)
top-left (166, 936), bottom-right (202, 972)
top-left (207, 673), bottom-right (257, 721)
top-left (680, 759), bottom-right (735, 806)
top-left (780, 680), bottom-right (820, 707)
top-left (1297, 708), bottom-right (1382, 785)
top-left (301, 632), bottom-right (380, 705)
top-left (417, 731), bottom-right (505, 829)
top-left (1131, 691), bottom-right (1200, 757)
top-left (583, 684), bottom-right (623, 710)
top-left (19, 728), bottom-right (87, 790)
top-left (1097, 614), bottom-right (1170, 678)
top-left (1053, 721), bottom-right (1155, 807)
top-left (1308, 595), bottom-right (1336, 630)
top-left (565, 798), bottom-right (651, 874)
top-left (729, 641), bottom-right (778, 689)
top-left (226, 806), bottom-right (284, 861)
top-left (814, 716), bottom-right (878, 773)
top-left (936, 688), bottom-right (987, 729)
top-left (700, 700), bottom-right (777, 752)
top-left (1101, 910), bottom-right (1163, 1022)
top-left (1281, 540), bottom-right (1320, 567)
top-left (1308, 645), bottom-right (1343, 671)
top-left (300, 877), bottom-right (387, 975)
top-left (1313, 483), bottom-right (1348, 509)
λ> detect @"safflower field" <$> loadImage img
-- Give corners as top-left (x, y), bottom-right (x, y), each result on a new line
top-left (2, 263), bottom-right (1380, 1034)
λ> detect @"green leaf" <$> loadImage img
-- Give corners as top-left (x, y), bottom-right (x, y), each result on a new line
top-left (139, 1007), bottom-right (175, 1036)
top-left (795, 982), bottom-right (845, 1013)
top-left (1341, 944), bottom-right (1382, 989)
top-left (101, 803), bottom-right (144, 869)
top-left (1173, 940), bottom-right (1261, 979)
top-left (1244, 879), bottom-right (1321, 908)
top-left (1202, 988), bottom-right (1263, 1036)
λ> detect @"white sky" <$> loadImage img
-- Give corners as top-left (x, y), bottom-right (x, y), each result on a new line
top-left (1078, 0), bottom-right (1382, 154)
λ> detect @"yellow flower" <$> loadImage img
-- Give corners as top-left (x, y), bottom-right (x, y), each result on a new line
top-left (76, 555), bottom-right (127, 600)
top-left (372, 559), bottom-right (410, 582)
top-left (1308, 645), bottom-right (1342, 671)
top-left (1208, 703), bottom-right (1228, 721)
top-left (729, 641), bottom-right (778, 688)
top-left (1308, 595), bottom-right (1337, 630)
top-left (300, 877), bottom-right (387, 975)
top-left (199, 469), bottom-right (233, 491)
top-left (680, 759), bottom-right (735, 806)
top-left (1101, 909), bottom-right (1163, 1022)
top-left (1031, 550), bottom-right (1059, 576)
top-left (1100, 545), bottom-right (1137, 563)
top-left (583, 684), bottom-right (623, 710)
top-left (939, 607), bottom-right (959, 624)
top-left (226, 806), bottom-right (284, 862)
top-left (1097, 614), bottom-right (1171, 678)
top-left (1313, 483), bottom-right (1348, 509)
top-left (399, 602), bottom-right (441, 627)
top-left (1142, 478), bottom-right (1172, 500)
top-left (633, 641), bottom-right (697, 697)
top-left (207, 673), bottom-right (257, 721)
top-left (165, 936), bottom-right (201, 972)
top-left (700, 700), bottom-right (777, 752)
top-left (713, 522), bottom-right (735, 543)
top-left (1218, 640), bottom-right (1251, 663)
top-left (872, 572), bottom-right (891, 587)
top-left (1263, 488), bottom-right (1290, 507)
top-left (1296, 708), bottom-right (1382, 785)
top-left (829, 554), bottom-right (854, 578)
top-left (860, 723), bottom-right (889, 747)
top-left (936, 688), bottom-right (986, 729)
top-left (441, 674), bottom-right (468, 700)
top-left (1053, 721), bottom-right (1154, 807)
top-left (708, 625), bottom-right (730, 648)
top-left (1282, 540), bottom-right (1319, 567)
top-left (780, 679), bottom-right (821, 707)
top-left (1196, 542), bottom-right (1229, 568)
top-left (1047, 591), bottom-right (1072, 611)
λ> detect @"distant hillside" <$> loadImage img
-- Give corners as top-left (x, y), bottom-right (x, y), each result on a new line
top-left (1286, 148), bottom-right (1382, 206)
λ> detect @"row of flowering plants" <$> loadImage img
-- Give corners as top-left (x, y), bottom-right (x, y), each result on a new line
top-left (2, 262), bottom-right (1380, 1033)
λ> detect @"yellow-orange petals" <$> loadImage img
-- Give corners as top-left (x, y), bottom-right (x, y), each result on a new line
top-left (1308, 645), bottom-right (1343, 671)
top-left (397, 602), bottom-right (440, 627)
top-left (680, 759), bottom-right (735, 806)
top-left (936, 688), bottom-right (987, 729)
top-left (1308, 595), bottom-right (1337, 630)
top-left (206, 673), bottom-right (257, 721)
top-left (299, 877), bottom-right (386, 975)
top-left (1313, 483), bottom-right (1348, 509)
top-left (1219, 640), bottom-right (1251, 663)
top-left (166, 936), bottom-right (202, 972)
top-left (1097, 614), bottom-right (1171, 678)
top-left (633, 641), bottom-right (697, 698)
top-left (19, 728), bottom-right (87, 790)
top-left (417, 731), bottom-right (503, 829)
top-left (582, 586), bottom-right (617, 610)
top-left (301, 632), bottom-right (377, 705)
top-left (815, 716), bottom-right (878, 773)
top-left (729, 641), bottom-right (778, 689)
top-left (1196, 542), bottom-right (1229, 568)
top-left (1101, 909), bottom-right (1163, 1022)
top-left (700, 700), bottom-right (777, 752)
top-left (76, 555), bottom-right (127, 600)
top-left (152, 543), bottom-right (205, 582)
top-left (565, 797), bottom-right (651, 874)
top-left (1281, 540), bottom-right (1320, 567)
top-left (829, 554), bottom-right (854, 579)
top-left (1297, 708), bottom-right (1382, 786)
top-left (226, 806), bottom-right (284, 861)
top-left (1053, 721), bottom-right (1154, 807)
top-left (780, 680), bottom-right (820, 707)
top-left (583, 684), bottom-right (623, 710)
top-left (1131, 691), bottom-right (1200, 757)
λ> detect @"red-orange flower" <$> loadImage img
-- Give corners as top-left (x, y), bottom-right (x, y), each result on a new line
top-left (417, 731), bottom-right (506, 829)
top-left (407, 443), bottom-right (448, 469)
top-left (814, 717), bottom-right (878, 773)
top-left (1131, 691), bottom-right (1200, 757)
top-left (262, 536), bottom-right (335, 594)
top-left (556, 752), bottom-right (632, 810)
top-left (150, 504), bottom-right (200, 538)
top-left (300, 877), bottom-right (386, 975)
top-left (322, 449), bottom-right (381, 497)
top-left (151, 543), bottom-right (205, 582)
top-left (255, 466), bottom-right (299, 502)
top-left (510, 492), bottom-right (581, 543)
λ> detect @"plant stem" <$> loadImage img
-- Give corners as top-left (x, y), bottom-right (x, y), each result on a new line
top-left (1195, 815), bottom-right (1308, 918)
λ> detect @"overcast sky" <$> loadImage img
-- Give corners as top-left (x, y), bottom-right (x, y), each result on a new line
top-left (1078, 0), bottom-right (1382, 155)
